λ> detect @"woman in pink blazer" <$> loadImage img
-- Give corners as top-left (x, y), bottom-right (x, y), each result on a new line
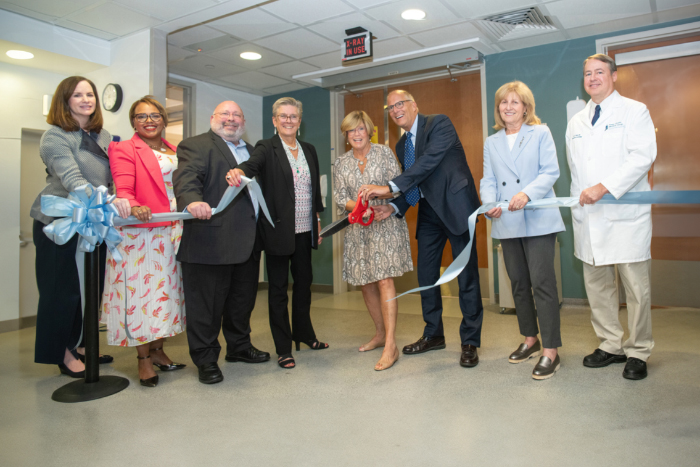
top-left (102, 96), bottom-right (186, 387)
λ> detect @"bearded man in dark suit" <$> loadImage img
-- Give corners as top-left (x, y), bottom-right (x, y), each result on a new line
top-left (173, 101), bottom-right (270, 384)
top-left (361, 90), bottom-right (484, 368)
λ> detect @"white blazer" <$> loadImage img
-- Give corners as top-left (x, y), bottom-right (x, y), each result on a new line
top-left (566, 90), bottom-right (657, 266)
top-left (481, 124), bottom-right (565, 239)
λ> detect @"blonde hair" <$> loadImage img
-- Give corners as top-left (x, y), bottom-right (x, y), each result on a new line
top-left (340, 111), bottom-right (375, 139)
top-left (493, 81), bottom-right (541, 130)
top-left (272, 97), bottom-right (303, 119)
top-left (584, 53), bottom-right (617, 73)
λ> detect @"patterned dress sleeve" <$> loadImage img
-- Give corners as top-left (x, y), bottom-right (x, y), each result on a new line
top-left (333, 155), bottom-right (352, 216)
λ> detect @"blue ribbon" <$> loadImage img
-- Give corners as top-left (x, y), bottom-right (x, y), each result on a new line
top-left (390, 190), bottom-right (700, 301)
top-left (40, 177), bottom-right (272, 348)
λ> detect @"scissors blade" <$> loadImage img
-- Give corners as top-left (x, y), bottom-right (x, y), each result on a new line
top-left (320, 216), bottom-right (351, 238)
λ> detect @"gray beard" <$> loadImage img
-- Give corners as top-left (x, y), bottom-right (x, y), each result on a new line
top-left (214, 124), bottom-right (245, 143)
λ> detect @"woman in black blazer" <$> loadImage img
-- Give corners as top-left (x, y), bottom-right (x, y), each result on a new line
top-left (228, 97), bottom-right (327, 369)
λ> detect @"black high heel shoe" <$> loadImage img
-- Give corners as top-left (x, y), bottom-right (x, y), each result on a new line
top-left (150, 347), bottom-right (186, 371)
top-left (137, 355), bottom-right (159, 387)
top-left (77, 353), bottom-right (114, 364)
top-left (58, 363), bottom-right (85, 379)
top-left (277, 354), bottom-right (296, 369)
top-left (294, 340), bottom-right (329, 351)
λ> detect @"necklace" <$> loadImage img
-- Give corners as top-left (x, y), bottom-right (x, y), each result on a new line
top-left (282, 139), bottom-right (298, 151)
top-left (148, 143), bottom-right (167, 152)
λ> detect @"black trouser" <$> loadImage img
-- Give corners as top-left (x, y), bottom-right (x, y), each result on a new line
top-left (266, 232), bottom-right (317, 356)
top-left (501, 233), bottom-right (561, 348)
top-left (415, 199), bottom-right (484, 346)
top-left (33, 219), bottom-right (106, 364)
top-left (180, 253), bottom-right (260, 366)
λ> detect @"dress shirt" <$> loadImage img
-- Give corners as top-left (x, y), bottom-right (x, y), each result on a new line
top-left (388, 117), bottom-right (421, 213)
top-left (225, 139), bottom-right (259, 218)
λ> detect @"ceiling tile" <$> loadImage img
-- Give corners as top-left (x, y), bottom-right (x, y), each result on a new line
top-left (301, 51), bottom-right (342, 69)
top-left (1, 0), bottom-right (96, 18)
top-left (345, 0), bottom-right (397, 8)
top-left (306, 11), bottom-right (401, 43)
top-left (113, 0), bottom-right (218, 21)
top-left (440, 0), bottom-right (541, 19)
top-left (656, 0), bottom-right (700, 10)
top-left (167, 45), bottom-right (195, 62)
top-left (168, 25), bottom-right (227, 48)
top-left (169, 55), bottom-right (249, 78)
top-left (372, 37), bottom-right (421, 59)
top-left (255, 29), bottom-right (338, 59)
top-left (545, 0), bottom-right (652, 29)
top-left (219, 71), bottom-right (291, 90)
top-left (207, 8), bottom-right (297, 41)
top-left (53, 19), bottom-right (119, 40)
top-left (0, 2), bottom-right (59, 22)
top-left (262, 82), bottom-right (311, 95)
top-left (260, 0), bottom-right (354, 26)
top-left (68, 3), bottom-right (160, 37)
top-left (207, 44), bottom-right (292, 70)
top-left (410, 21), bottom-right (484, 47)
top-left (259, 61), bottom-right (320, 79)
top-left (365, 0), bottom-right (463, 34)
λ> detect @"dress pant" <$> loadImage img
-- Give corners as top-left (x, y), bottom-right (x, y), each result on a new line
top-left (266, 231), bottom-right (317, 356)
top-left (180, 252), bottom-right (260, 366)
top-left (501, 233), bottom-right (561, 348)
top-left (33, 219), bottom-right (106, 364)
top-left (583, 260), bottom-right (653, 361)
top-left (416, 199), bottom-right (483, 346)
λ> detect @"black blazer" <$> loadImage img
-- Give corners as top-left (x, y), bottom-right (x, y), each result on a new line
top-left (392, 114), bottom-right (480, 236)
top-left (173, 129), bottom-right (258, 265)
top-left (237, 134), bottom-right (324, 256)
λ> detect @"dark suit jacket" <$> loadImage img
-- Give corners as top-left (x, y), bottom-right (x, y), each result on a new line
top-left (173, 129), bottom-right (258, 265)
top-left (237, 134), bottom-right (324, 256)
top-left (392, 114), bottom-right (480, 236)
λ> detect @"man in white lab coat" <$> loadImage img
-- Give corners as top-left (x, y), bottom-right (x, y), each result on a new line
top-left (566, 53), bottom-right (657, 380)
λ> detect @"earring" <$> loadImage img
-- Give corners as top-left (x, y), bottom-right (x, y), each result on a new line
top-left (298, 128), bottom-right (300, 136)
top-left (274, 127), bottom-right (277, 135)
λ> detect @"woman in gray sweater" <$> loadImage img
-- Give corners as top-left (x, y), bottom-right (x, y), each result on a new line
top-left (30, 76), bottom-right (129, 378)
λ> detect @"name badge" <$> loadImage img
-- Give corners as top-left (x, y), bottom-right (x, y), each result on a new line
top-left (572, 134), bottom-right (583, 140)
top-left (605, 122), bottom-right (624, 131)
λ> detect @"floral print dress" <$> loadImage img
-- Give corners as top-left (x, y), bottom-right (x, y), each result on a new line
top-left (100, 149), bottom-right (185, 346)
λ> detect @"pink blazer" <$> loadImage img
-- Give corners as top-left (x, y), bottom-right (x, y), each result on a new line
top-left (109, 133), bottom-right (177, 228)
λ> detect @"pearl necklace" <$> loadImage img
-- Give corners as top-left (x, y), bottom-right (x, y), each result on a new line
top-left (148, 143), bottom-right (167, 152)
top-left (281, 139), bottom-right (298, 151)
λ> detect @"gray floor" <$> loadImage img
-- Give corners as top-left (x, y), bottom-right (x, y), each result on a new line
top-left (2, 291), bottom-right (699, 467)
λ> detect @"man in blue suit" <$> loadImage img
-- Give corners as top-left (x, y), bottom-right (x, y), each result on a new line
top-left (361, 90), bottom-right (484, 367)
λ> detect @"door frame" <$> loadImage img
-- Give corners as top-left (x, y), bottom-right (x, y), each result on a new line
top-left (596, 21), bottom-right (700, 55)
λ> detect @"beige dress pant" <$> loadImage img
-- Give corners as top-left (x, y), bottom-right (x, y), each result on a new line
top-left (583, 260), bottom-right (654, 361)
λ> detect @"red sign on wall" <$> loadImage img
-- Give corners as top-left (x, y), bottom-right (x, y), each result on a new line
top-left (342, 31), bottom-right (372, 61)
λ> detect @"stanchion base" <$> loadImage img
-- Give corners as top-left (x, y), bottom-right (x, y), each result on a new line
top-left (52, 376), bottom-right (130, 403)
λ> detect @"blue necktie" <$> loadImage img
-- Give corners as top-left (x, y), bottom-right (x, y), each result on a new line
top-left (403, 132), bottom-right (420, 207)
top-left (591, 104), bottom-right (601, 126)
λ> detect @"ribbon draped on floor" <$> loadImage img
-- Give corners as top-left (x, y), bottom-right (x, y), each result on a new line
top-left (390, 190), bottom-right (700, 301)
top-left (40, 177), bottom-right (272, 347)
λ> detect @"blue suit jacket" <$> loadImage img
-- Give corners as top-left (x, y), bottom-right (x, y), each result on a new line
top-left (480, 124), bottom-right (565, 239)
top-left (392, 114), bottom-right (480, 236)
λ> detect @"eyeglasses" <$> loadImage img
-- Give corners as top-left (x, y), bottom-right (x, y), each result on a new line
top-left (214, 111), bottom-right (244, 120)
top-left (386, 100), bottom-right (413, 112)
top-left (347, 126), bottom-right (367, 135)
top-left (277, 114), bottom-right (299, 122)
top-left (134, 113), bottom-right (163, 123)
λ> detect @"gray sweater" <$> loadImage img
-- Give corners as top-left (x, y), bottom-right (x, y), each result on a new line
top-left (30, 125), bottom-right (114, 225)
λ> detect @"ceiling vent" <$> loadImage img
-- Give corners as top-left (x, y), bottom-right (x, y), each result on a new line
top-left (479, 7), bottom-right (556, 42)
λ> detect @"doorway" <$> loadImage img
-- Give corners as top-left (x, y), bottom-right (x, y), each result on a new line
top-left (165, 83), bottom-right (193, 145)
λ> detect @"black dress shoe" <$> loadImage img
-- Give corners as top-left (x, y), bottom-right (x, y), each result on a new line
top-left (583, 349), bottom-right (627, 368)
top-left (154, 362), bottom-right (187, 371)
top-left (140, 375), bottom-right (159, 387)
top-left (58, 363), bottom-right (85, 379)
top-left (623, 357), bottom-right (648, 380)
top-left (77, 353), bottom-right (114, 364)
top-left (402, 336), bottom-right (446, 355)
top-left (225, 345), bottom-right (270, 363)
top-left (198, 362), bottom-right (224, 384)
top-left (460, 344), bottom-right (479, 368)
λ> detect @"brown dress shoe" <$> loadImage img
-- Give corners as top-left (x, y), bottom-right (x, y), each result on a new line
top-left (460, 344), bottom-right (479, 368)
top-left (402, 336), bottom-right (446, 354)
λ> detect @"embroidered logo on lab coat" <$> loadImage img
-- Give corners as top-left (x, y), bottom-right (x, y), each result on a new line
top-left (605, 122), bottom-right (624, 131)
top-left (572, 134), bottom-right (583, 139)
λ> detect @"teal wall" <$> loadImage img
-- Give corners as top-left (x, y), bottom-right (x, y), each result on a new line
top-left (484, 16), bottom-right (700, 299)
top-left (262, 87), bottom-right (333, 286)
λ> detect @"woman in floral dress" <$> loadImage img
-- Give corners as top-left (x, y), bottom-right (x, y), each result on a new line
top-left (334, 111), bottom-right (413, 370)
top-left (102, 96), bottom-right (186, 387)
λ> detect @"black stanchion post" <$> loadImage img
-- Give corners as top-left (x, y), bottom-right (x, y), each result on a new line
top-left (52, 249), bottom-right (130, 403)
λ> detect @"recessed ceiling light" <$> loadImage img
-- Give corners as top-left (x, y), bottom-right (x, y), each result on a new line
top-left (401, 9), bottom-right (426, 20)
top-left (240, 52), bottom-right (262, 60)
top-left (6, 50), bottom-right (34, 60)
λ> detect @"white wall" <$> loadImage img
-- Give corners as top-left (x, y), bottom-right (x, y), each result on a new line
top-left (0, 62), bottom-right (69, 323)
top-left (169, 73), bottom-right (263, 144)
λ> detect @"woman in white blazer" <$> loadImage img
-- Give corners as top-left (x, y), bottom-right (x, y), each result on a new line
top-left (481, 81), bottom-right (565, 380)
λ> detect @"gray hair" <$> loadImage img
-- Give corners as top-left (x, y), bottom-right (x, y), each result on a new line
top-left (584, 53), bottom-right (617, 73)
top-left (272, 97), bottom-right (302, 118)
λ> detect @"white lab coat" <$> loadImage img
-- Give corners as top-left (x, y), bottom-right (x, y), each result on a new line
top-left (566, 90), bottom-right (657, 266)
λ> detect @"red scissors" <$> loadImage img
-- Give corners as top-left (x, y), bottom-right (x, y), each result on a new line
top-left (320, 193), bottom-right (374, 238)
